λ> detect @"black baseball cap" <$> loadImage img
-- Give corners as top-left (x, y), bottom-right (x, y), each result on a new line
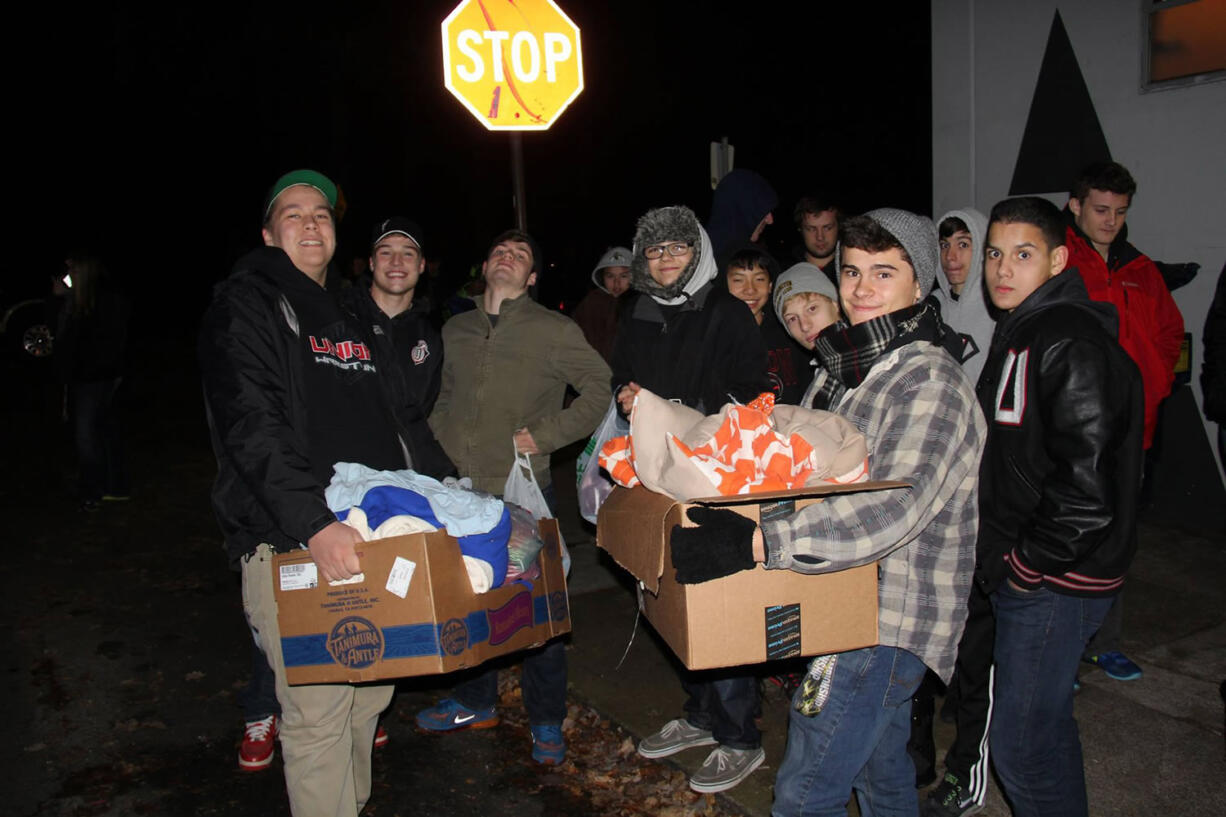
top-left (370, 217), bottom-right (425, 253)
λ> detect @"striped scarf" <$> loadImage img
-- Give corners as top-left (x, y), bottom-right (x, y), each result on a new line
top-left (807, 300), bottom-right (948, 411)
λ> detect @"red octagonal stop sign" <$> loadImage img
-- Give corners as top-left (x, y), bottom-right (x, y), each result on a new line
top-left (442, 0), bottom-right (584, 131)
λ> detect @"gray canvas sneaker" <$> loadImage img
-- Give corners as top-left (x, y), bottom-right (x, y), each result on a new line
top-left (688, 746), bottom-right (766, 793)
top-left (637, 718), bottom-right (717, 759)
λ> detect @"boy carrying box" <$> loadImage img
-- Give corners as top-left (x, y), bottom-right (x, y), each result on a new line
top-left (669, 208), bottom-right (986, 815)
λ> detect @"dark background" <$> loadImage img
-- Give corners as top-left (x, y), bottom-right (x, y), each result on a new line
top-left (12, 1), bottom-right (931, 342)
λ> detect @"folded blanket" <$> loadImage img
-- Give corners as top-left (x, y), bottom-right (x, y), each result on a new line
top-left (343, 506), bottom-right (498, 593)
top-left (599, 390), bottom-right (868, 501)
top-left (329, 471), bottom-right (512, 592)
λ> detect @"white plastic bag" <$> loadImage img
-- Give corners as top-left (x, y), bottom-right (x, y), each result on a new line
top-left (504, 447), bottom-right (553, 520)
top-left (503, 443), bottom-right (571, 576)
top-left (576, 399), bottom-right (629, 524)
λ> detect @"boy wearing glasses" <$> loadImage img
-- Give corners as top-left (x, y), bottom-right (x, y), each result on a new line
top-left (612, 205), bottom-right (771, 793)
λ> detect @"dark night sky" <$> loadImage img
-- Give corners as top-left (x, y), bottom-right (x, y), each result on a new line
top-left (15, 1), bottom-right (931, 340)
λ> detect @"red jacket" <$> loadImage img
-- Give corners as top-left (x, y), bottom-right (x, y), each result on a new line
top-left (1065, 223), bottom-right (1184, 448)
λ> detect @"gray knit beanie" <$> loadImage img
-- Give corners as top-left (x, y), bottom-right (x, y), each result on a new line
top-left (630, 206), bottom-right (703, 300)
top-left (860, 208), bottom-right (940, 298)
top-left (773, 263), bottom-right (839, 319)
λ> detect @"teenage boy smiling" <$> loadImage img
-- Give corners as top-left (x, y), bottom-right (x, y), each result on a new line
top-left (667, 208), bottom-right (985, 815)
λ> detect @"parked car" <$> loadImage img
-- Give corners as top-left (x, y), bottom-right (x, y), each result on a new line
top-left (1, 276), bottom-right (59, 376)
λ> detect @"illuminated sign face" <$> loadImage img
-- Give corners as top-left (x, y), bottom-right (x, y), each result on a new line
top-left (442, 0), bottom-right (584, 131)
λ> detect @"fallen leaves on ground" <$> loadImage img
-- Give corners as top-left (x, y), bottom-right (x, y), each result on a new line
top-left (488, 671), bottom-right (745, 816)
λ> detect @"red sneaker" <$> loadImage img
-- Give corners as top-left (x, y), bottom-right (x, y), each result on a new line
top-left (374, 724), bottom-right (389, 749)
top-left (238, 715), bottom-right (278, 771)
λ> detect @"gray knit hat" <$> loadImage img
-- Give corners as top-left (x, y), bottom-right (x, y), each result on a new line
top-left (773, 263), bottom-right (839, 319)
top-left (860, 208), bottom-right (940, 298)
top-left (630, 206), bottom-right (703, 300)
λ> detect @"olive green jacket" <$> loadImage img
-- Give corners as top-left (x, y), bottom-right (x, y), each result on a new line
top-left (429, 293), bottom-right (612, 495)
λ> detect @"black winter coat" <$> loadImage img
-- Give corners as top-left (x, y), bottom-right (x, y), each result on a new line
top-left (340, 283), bottom-right (456, 480)
top-left (1202, 263), bottom-right (1226, 424)
top-left (975, 271), bottom-right (1143, 597)
top-left (610, 284), bottom-right (770, 415)
top-left (199, 248), bottom-right (404, 565)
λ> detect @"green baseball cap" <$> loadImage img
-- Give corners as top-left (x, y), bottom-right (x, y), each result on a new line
top-left (263, 169), bottom-right (338, 218)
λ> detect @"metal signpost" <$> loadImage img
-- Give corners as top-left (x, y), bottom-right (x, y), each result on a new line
top-left (442, 0), bottom-right (584, 229)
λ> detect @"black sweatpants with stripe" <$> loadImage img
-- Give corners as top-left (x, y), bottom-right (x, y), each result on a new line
top-left (941, 579), bottom-right (997, 803)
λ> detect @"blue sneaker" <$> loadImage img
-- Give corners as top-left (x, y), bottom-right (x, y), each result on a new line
top-left (1085, 651), bottom-right (1142, 681)
top-left (530, 724), bottom-right (566, 765)
top-left (415, 698), bottom-right (499, 732)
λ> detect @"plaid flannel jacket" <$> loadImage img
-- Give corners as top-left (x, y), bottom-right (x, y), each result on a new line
top-left (760, 343), bottom-right (987, 681)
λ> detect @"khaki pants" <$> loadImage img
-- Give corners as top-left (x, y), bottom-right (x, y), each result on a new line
top-left (242, 545), bottom-right (393, 817)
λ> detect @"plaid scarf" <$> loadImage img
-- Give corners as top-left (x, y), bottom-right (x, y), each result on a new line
top-left (807, 300), bottom-right (948, 410)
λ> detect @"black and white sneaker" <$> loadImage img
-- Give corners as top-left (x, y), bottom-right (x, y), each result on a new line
top-left (922, 773), bottom-right (982, 817)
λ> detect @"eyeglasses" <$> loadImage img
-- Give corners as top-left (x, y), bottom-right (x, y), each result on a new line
top-left (643, 242), bottom-right (693, 260)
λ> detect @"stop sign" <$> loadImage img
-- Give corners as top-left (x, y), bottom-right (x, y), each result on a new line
top-left (441, 0), bottom-right (584, 131)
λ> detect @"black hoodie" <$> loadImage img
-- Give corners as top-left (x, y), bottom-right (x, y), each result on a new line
top-left (340, 281), bottom-right (456, 479)
top-left (199, 247), bottom-right (405, 564)
top-left (974, 270), bottom-right (1143, 597)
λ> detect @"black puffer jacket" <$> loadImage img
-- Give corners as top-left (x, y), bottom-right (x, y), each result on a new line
top-left (975, 271), bottom-right (1143, 597)
top-left (610, 283), bottom-right (770, 414)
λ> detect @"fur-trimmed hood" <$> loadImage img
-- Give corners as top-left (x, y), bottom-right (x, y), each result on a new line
top-left (630, 206), bottom-right (718, 305)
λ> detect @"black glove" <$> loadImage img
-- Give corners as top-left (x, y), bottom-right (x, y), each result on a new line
top-left (670, 506), bottom-right (758, 584)
top-left (1155, 261), bottom-right (1200, 292)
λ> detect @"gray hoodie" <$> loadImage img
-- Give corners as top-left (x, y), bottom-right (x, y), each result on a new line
top-left (933, 208), bottom-right (994, 383)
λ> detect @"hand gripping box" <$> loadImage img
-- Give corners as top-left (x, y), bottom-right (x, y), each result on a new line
top-left (596, 484), bottom-right (905, 671)
top-left (273, 520), bottom-right (570, 685)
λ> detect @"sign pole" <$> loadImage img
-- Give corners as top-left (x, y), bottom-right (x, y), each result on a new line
top-left (510, 132), bottom-right (527, 231)
top-left (442, 0), bottom-right (584, 232)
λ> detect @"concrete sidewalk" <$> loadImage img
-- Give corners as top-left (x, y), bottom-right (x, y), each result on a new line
top-left (555, 460), bottom-right (1226, 816)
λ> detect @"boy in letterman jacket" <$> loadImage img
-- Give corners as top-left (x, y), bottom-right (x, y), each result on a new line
top-left (976, 196), bottom-right (1142, 817)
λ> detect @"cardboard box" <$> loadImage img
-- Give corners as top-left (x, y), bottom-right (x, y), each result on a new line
top-left (597, 483), bottom-right (906, 670)
top-left (273, 520), bottom-right (570, 685)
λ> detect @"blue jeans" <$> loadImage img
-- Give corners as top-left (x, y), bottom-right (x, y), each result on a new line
top-left (454, 638), bottom-right (567, 725)
top-left (772, 646), bottom-right (927, 817)
top-left (454, 483), bottom-right (567, 726)
top-left (990, 583), bottom-right (1113, 817)
top-left (242, 635), bottom-right (281, 721)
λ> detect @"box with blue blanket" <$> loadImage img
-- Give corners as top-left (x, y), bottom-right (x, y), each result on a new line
top-left (273, 519), bottom-right (570, 685)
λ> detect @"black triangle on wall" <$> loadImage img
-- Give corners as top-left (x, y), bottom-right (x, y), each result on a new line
top-left (1009, 10), bottom-right (1112, 196)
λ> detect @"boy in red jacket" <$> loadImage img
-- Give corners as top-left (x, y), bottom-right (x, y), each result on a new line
top-left (1066, 161), bottom-right (1183, 682)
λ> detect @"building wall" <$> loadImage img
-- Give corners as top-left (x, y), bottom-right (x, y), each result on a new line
top-left (932, 0), bottom-right (1226, 487)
